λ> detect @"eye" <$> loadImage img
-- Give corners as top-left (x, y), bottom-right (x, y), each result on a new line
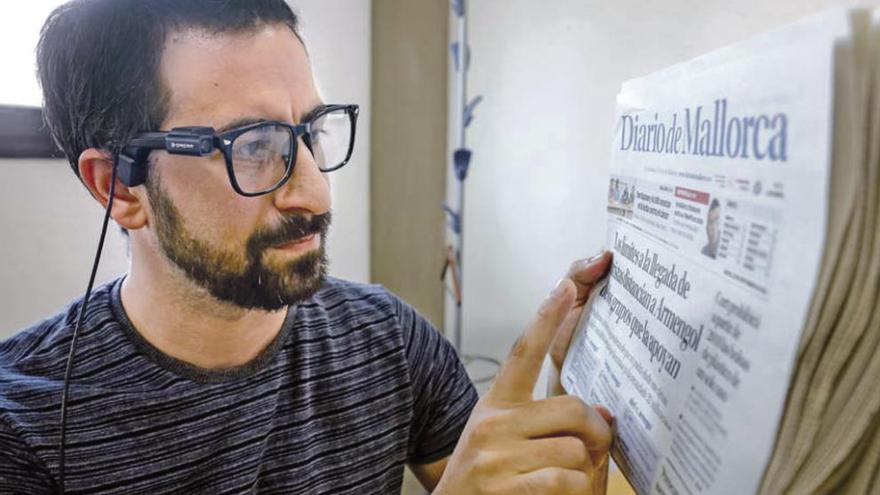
top-left (235, 136), bottom-right (273, 161)
top-left (309, 125), bottom-right (328, 143)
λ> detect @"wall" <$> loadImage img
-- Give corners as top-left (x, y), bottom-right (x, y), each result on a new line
top-left (0, 160), bottom-right (130, 337)
top-left (295, 0), bottom-right (372, 287)
top-left (449, 0), bottom-right (868, 365)
top-left (370, 0), bottom-right (449, 329)
top-left (0, 0), bottom-right (371, 338)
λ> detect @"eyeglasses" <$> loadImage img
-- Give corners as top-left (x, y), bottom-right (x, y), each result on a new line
top-left (116, 104), bottom-right (359, 196)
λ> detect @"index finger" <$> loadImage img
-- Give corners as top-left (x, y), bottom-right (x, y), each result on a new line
top-left (489, 279), bottom-right (576, 404)
top-left (566, 251), bottom-right (613, 304)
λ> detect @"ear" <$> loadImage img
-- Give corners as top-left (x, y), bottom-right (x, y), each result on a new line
top-left (78, 148), bottom-right (149, 231)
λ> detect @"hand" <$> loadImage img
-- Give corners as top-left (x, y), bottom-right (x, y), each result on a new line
top-left (434, 275), bottom-right (613, 495)
top-left (547, 251), bottom-right (613, 397)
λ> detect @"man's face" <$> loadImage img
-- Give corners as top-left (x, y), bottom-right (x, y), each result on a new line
top-left (706, 206), bottom-right (721, 247)
top-left (142, 24), bottom-right (332, 310)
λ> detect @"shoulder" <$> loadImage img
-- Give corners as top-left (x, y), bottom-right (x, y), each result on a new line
top-left (0, 293), bottom-right (82, 455)
top-left (312, 276), bottom-right (400, 315)
top-left (0, 279), bottom-right (118, 380)
top-left (1, 300), bottom-right (77, 373)
top-left (304, 277), bottom-right (441, 351)
top-left (307, 276), bottom-right (425, 330)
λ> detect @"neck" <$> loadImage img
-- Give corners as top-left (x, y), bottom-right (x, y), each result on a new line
top-left (120, 241), bottom-right (288, 370)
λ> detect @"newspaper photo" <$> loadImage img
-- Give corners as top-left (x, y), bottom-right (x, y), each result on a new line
top-left (562, 12), bottom-right (854, 495)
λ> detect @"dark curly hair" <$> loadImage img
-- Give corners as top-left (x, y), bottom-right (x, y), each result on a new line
top-left (36, 0), bottom-right (300, 179)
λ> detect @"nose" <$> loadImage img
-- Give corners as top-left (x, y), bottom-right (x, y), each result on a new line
top-left (272, 137), bottom-right (332, 215)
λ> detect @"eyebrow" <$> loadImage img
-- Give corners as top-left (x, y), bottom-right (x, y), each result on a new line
top-left (215, 117), bottom-right (265, 134)
top-left (215, 103), bottom-right (326, 134)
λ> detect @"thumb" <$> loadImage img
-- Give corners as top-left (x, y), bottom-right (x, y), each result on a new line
top-left (489, 279), bottom-right (576, 403)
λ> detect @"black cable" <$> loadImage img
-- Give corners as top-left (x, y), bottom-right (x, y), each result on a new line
top-left (57, 160), bottom-right (119, 494)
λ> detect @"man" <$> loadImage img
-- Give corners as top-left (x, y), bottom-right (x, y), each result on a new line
top-left (0, 1), bottom-right (613, 493)
top-left (702, 198), bottom-right (722, 259)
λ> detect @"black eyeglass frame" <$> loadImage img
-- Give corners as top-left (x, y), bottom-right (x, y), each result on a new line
top-left (115, 103), bottom-right (359, 197)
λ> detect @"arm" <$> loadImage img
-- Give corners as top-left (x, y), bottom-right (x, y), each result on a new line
top-left (408, 457), bottom-right (448, 492)
top-left (391, 293), bottom-right (479, 488)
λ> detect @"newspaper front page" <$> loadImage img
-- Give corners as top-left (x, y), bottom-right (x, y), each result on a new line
top-left (562, 12), bottom-right (853, 495)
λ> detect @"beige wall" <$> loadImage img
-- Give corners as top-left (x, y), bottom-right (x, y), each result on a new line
top-left (370, 0), bottom-right (449, 328)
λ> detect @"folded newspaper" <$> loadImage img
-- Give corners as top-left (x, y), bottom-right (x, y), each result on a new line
top-left (562, 8), bottom-right (880, 495)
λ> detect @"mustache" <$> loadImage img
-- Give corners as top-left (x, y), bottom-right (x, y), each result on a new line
top-left (246, 211), bottom-right (332, 255)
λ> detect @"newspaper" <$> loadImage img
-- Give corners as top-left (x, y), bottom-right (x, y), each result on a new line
top-left (562, 11), bottom-right (853, 495)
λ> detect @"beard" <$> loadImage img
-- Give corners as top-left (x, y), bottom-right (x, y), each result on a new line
top-left (146, 177), bottom-right (330, 311)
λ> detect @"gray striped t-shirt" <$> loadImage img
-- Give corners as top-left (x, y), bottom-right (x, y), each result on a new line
top-left (0, 277), bottom-right (478, 493)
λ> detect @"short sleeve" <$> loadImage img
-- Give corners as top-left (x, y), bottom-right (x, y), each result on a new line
top-left (391, 295), bottom-right (479, 465)
top-left (0, 415), bottom-right (55, 493)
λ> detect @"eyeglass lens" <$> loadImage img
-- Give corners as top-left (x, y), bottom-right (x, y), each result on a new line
top-left (309, 108), bottom-right (352, 172)
top-left (230, 124), bottom-right (294, 194)
top-left (229, 108), bottom-right (352, 194)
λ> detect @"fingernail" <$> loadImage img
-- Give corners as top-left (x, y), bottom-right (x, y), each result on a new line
top-left (587, 251), bottom-right (606, 264)
top-left (576, 252), bottom-right (605, 271)
top-left (549, 278), bottom-right (568, 299)
top-left (594, 404), bottom-right (614, 426)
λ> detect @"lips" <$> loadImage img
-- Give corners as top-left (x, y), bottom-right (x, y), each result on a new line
top-left (275, 233), bottom-right (318, 250)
